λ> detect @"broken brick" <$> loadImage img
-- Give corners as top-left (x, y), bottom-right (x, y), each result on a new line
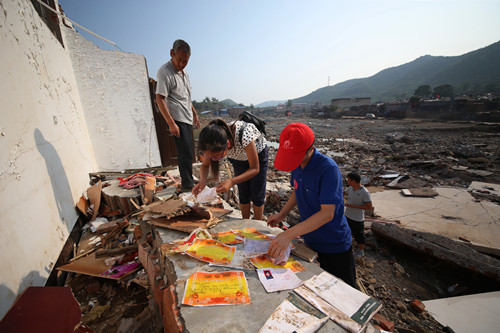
top-left (410, 299), bottom-right (426, 313)
top-left (373, 313), bottom-right (395, 332)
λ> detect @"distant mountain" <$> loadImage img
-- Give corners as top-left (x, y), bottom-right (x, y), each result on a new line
top-left (256, 100), bottom-right (287, 108)
top-left (293, 40), bottom-right (500, 104)
top-left (221, 99), bottom-right (238, 107)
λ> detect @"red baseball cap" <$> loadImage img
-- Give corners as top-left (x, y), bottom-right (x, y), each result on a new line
top-left (274, 123), bottom-right (315, 171)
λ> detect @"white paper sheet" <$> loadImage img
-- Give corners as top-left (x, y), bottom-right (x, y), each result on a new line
top-left (257, 268), bottom-right (303, 293)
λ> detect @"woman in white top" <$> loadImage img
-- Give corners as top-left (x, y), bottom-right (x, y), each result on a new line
top-left (193, 119), bottom-right (268, 220)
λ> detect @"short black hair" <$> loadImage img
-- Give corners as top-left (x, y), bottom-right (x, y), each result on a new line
top-left (172, 39), bottom-right (191, 55)
top-left (347, 172), bottom-right (361, 184)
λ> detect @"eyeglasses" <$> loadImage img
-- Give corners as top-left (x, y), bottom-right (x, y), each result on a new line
top-left (203, 149), bottom-right (227, 161)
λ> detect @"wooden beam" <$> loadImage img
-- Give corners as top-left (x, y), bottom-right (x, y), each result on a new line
top-left (371, 222), bottom-right (500, 282)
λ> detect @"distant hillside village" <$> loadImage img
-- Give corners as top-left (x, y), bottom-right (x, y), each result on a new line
top-left (200, 94), bottom-right (500, 122)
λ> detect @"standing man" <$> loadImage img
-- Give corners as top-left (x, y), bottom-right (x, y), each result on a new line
top-left (344, 172), bottom-right (373, 258)
top-left (155, 39), bottom-right (201, 192)
top-left (267, 123), bottom-right (357, 288)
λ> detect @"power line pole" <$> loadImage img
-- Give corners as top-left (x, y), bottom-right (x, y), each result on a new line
top-left (328, 76), bottom-right (330, 86)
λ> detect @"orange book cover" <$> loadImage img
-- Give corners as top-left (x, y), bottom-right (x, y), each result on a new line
top-left (249, 255), bottom-right (306, 273)
top-left (182, 271), bottom-right (251, 306)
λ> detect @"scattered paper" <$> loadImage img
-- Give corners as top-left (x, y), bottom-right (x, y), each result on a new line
top-left (161, 227), bottom-right (213, 255)
top-left (243, 238), bottom-right (270, 258)
top-left (182, 271), bottom-right (251, 306)
top-left (209, 250), bottom-right (255, 270)
top-left (299, 272), bottom-right (382, 332)
top-left (196, 186), bottom-right (218, 203)
top-left (99, 262), bottom-right (140, 279)
top-left (257, 268), bottom-right (303, 293)
top-left (243, 237), bottom-right (292, 265)
top-left (90, 217), bottom-right (109, 232)
top-left (259, 293), bottom-right (328, 333)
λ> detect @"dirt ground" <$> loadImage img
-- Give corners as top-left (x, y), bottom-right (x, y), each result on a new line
top-left (69, 114), bottom-right (500, 333)
top-left (259, 114), bottom-right (500, 332)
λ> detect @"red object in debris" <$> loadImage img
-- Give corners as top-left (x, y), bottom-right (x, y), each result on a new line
top-left (410, 299), bottom-right (426, 312)
top-left (0, 286), bottom-right (90, 333)
top-left (372, 313), bottom-right (394, 332)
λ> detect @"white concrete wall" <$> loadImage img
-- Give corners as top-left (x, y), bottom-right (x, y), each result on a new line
top-left (63, 28), bottom-right (161, 171)
top-left (0, 0), bottom-right (98, 318)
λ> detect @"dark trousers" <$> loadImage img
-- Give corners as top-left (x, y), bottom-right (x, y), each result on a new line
top-left (229, 147), bottom-right (268, 206)
top-left (346, 217), bottom-right (366, 245)
top-left (317, 247), bottom-right (357, 289)
top-left (173, 121), bottom-right (194, 189)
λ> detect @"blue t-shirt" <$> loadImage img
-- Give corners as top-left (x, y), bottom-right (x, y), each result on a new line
top-left (290, 148), bottom-right (352, 253)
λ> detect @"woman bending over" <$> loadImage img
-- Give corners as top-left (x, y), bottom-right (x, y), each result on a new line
top-left (193, 118), bottom-right (268, 220)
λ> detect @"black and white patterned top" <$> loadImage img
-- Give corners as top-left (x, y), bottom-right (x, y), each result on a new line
top-left (227, 120), bottom-right (267, 161)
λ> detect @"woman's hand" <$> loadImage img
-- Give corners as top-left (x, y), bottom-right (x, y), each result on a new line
top-left (192, 182), bottom-right (206, 196)
top-left (216, 178), bottom-right (234, 193)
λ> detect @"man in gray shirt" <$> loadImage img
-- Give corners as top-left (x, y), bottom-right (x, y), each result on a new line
top-left (155, 39), bottom-right (200, 191)
top-left (344, 172), bottom-right (373, 257)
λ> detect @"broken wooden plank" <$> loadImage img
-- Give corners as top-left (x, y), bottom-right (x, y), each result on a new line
top-left (291, 241), bottom-right (318, 263)
top-left (95, 245), bottom-right (138, 258)
top-left (371, 221), bottom-right (500, 282)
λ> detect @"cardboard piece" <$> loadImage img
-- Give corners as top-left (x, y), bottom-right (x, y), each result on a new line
top-left (87, 180), bottom-right (102, 222)
top-left (144, 176), bottom-right (156, 204)
top-left (57, 252), bottom-right (140, 280)
top-left (76, 195), bottom-right (90, 216)
top-left (148, 206), bottom-right (232, 233)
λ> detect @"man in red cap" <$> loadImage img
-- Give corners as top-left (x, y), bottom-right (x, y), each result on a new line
top-left (267, 123), bottom-right (357, 288)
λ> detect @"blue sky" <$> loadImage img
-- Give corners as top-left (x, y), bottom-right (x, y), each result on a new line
top-left (59, 0), bottom-right (500, 106)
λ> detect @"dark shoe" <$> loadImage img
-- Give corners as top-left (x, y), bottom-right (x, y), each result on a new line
top-left (176, 185), bottom-right (193, 195)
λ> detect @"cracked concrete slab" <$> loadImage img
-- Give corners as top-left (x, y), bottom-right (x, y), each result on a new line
top-left (423, 291), bottom-right (500, 333)
top-left (371, 187), bottom-right (500, 255)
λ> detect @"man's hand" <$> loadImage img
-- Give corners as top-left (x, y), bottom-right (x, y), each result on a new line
top-left (267, 232), bottom-right (293, 259)
top-left (193, 117), bottom-right (201, 129)
top-left (215, 178), bottom-right (233, 193)
top-left (267, 213), bottom-right (282, 228)
top-left (168, 122), bottom-right (180, 137)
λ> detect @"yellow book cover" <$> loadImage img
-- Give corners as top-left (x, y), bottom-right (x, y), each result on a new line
top-left (185, 239), bottom-right (236, 265)
top-left (182, 271), bottom-right (251, 306)
top-left (212, 230), bottom-right (243, 244)
top-left (234, 227), bottom-right (273, 241)
top-left (249, 255), bottom-right (305, 273)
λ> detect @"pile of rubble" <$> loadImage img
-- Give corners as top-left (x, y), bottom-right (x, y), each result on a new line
top-left (262, 117), bottom-right (500, 222)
